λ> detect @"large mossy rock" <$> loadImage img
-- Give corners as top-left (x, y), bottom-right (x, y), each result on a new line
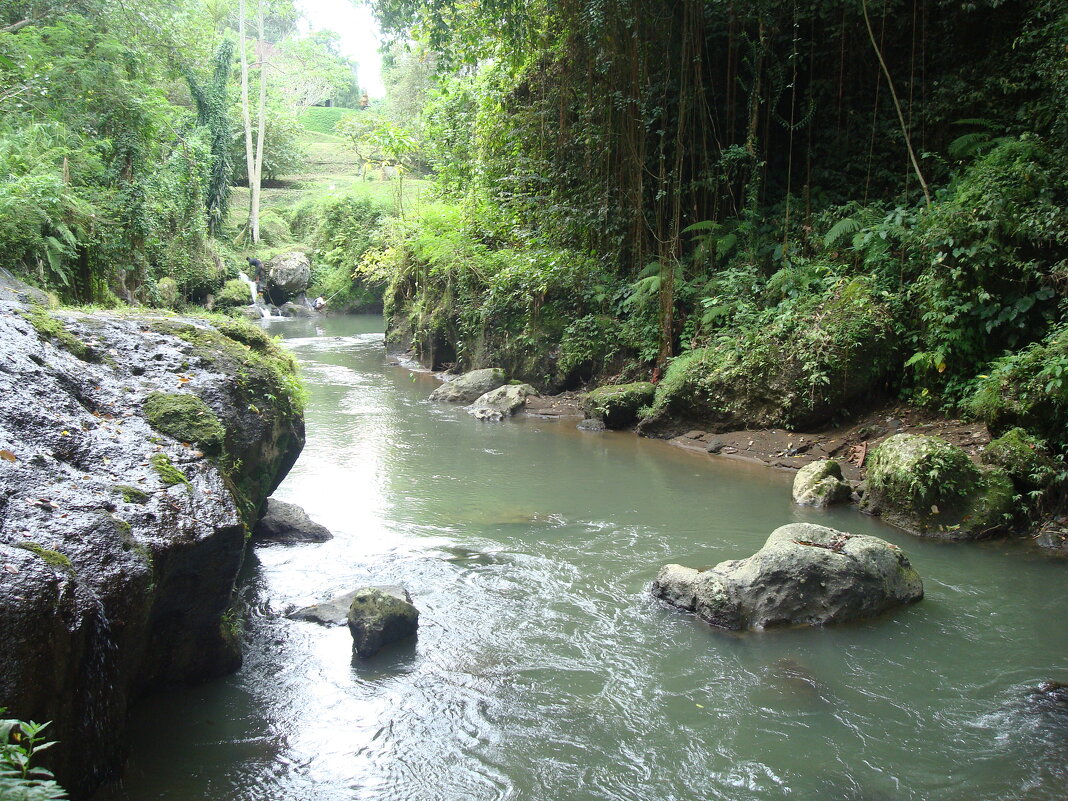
top-left (637, 279), bottom-right (897, 436)
top-left (467, 383), bottom-right (537, 421)
top-left (0, 288), bottom-right (304, 798)
top-left (266, 251), bottom-right (311, 299)
top-left (429, 368), bottom-right (508, 403)
top-left (651, 523), bottom-right (923, 630)
top-left (347, 586), bottom-right (420, 657)
top-left (981, 427), bottom-right (1058, 493)
top-left (861, 433), bottom-right (1015, 539)
top-left (792, 459), bottom-right (852, 507)
top-left (585, 382), bottom-right (655, 429)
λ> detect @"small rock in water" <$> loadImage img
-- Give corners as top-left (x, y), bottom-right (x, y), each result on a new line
top-left (253, 498), bottom-right (333, 544)
top-left (467, 383), bottom-right (536, 421)
top-left (705, 438), bottom-right (726, 453)
top-left (577, 418), bottom-right (606, 432)
top-left (348, 586), bottom-right (420, 657)
top-left (289, 592), bottom-right (360, 626)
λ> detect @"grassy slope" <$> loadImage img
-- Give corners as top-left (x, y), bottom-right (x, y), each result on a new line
top-left (227, 128), bottom-right (431, 244)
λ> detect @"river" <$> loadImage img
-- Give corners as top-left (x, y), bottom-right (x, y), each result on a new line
top-left (104, 315), bottom-right (1068, 801)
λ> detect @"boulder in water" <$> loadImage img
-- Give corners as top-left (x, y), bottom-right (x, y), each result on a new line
top-left (266, 251), bottom-right (311, 299)
top-left (792, 459), bottom-right (852, 507)
top-left (280, 300), bottom-right (314, 318)
top-left (347, 586), bottom-right (420, 657)
top-left (253, 498), bottom-right (332, 544)
top-left (467, 383), bottom-right (537, 421)
top-left (651, 523), bottom-right (923, 630)
top-left (289, 591), bottom-right (359, 626)
top-left (429, 368), bottom-right (507, 403)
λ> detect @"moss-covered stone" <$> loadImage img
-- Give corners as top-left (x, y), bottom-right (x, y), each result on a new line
top-left (792, 459), bottom-right (852, 507)
top-left (215, 279), bottom-right (254, 309)
top-left (142, 392), bottom-right (225, 454)
top-left (113, 484), bottom-right (149, 504)
top-left (638, 278), bottom-right (898, 435)
top-left (861, 433), bottom-right (1015, 539)
top-left (981, 427), bottom-right (1058, 492)
top-left (16, 541), bottom-right (74, 572)
top-left (19, 305), bottom-right (98, 362)
top-left (585, 382), bottom-right (656, 429)
top-left (150, 453), bottom-right (189, 487)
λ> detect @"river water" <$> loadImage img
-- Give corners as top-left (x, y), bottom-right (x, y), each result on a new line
top-left (107, 315), bottom-right (1067, 801)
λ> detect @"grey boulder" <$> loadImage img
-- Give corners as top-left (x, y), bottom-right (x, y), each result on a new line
top-left (253, 498), bottom-right (332, 543)
top-left (467, 383), bottom-right (537, 421)
top-left (289, 591), bottom-right (360, 626)
top-left (266, 251), bottom-right (311, 297)
top-left (348, 586), bottom-right (420, 657)
top-left (792, 459), bottom-right (852, 507)
top-left (651, 523), bottom-right (923, 630)
top-left (429, 368), bottom-right (507, 403)
top-left (280, 300), bottom-right (314, 318)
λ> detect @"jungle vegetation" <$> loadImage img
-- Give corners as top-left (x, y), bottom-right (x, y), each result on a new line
top-left (1, 0), bottom-right (1066, 454)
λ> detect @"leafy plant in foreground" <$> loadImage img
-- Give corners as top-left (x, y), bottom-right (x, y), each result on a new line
top-left (0, 710), bottom-right (67, 800)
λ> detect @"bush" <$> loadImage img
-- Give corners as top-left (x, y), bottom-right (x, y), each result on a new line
top-left (967, 322), bottom-right (1068, 448)
top-left (215, 278), bottom-right (253, 308)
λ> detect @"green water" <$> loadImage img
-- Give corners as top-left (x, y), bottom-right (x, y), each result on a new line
top-left (105, 315), bottom-right (1067, 801)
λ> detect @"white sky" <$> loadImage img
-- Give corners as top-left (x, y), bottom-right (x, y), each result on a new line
top-left (295, 0), bottom-right (386, 98)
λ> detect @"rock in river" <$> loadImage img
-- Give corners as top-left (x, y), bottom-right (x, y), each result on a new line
top-left (348, 586), bottom-right (420, 657)
top-left (792, 459), bottom-right (852, 507)
top-left (467, 383), bottom-right (537, 421)
top-left (429, 367), bottom-right (507, 403)
top-left (651, 523), bottom-right (923, 630)
top-left (253, 498), bottom-right (333, 543)
top-left (0, 277), bottom-right (304, 797)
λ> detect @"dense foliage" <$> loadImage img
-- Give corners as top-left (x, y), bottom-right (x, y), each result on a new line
top-left (364, 0), bottom-right (1067, 448)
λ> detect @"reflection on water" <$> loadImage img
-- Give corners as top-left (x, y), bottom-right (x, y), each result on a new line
top-left (102, 315), bottom-right (1068, 801)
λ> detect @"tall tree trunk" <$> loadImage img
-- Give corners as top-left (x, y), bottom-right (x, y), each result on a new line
top-left (239, 0), bottom-right (256, 242)
top-left (251, 0), bottom-right (267, 242)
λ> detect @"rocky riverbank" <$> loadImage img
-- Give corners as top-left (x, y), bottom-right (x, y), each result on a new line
top-left (0, 275), bottom-right (304, 798)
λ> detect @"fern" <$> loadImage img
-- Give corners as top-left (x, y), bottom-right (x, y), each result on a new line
top-left (823, 217), bottom-right (862, 248)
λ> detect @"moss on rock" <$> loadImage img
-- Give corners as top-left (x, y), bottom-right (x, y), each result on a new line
top-left (981, 427), bottom-right (1058, 492)
top-left (638, 278), bottom-right (897, 435)
top-left (862, 433), bottom-right (1015, 538)
top-left (585, 382), bottom-right (656, 429)
top-left (150, 453), bottom-right (189, 487)
top-left (215, 279), bottom-right (254, 309)
top-left (16, 541), bottom-right (74, 572)
top-left (19, 305), bottom-right (98, 362)
top-left (792, 459), bottom-right (852, 507)
top-left (143, 392), bottom-right (225, 454)
top-left (113, 484), bottom-right (149, 504)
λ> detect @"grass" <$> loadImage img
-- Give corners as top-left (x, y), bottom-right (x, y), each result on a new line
top-left (299, 106), bottom-right (359, 135)
top-left (226, 129), bottom-right (432, 248)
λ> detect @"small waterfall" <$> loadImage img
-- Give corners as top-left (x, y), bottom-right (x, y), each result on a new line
top-left (238, 271), bottom-right (277, 319)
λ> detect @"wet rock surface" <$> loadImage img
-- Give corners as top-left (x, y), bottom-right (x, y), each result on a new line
top-left (0, 282), bottom-right (303, 797)
top-left (429, 368), bottom-right (508, 404)
top-left (253, 498), bottom-right (332, 543)
top-left (289, 591), bottom-right (360, 626)
top-left (651, 523), bottom-right (923, 631)
top-left (347, 586), bottom-right (420, 657)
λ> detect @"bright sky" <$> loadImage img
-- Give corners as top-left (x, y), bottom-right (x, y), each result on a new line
top-left (295, 0), bottom-right (386, 98)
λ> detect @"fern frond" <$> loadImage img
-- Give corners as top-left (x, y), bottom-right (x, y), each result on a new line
top-left (823, 217), bottom-right (862, 248)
